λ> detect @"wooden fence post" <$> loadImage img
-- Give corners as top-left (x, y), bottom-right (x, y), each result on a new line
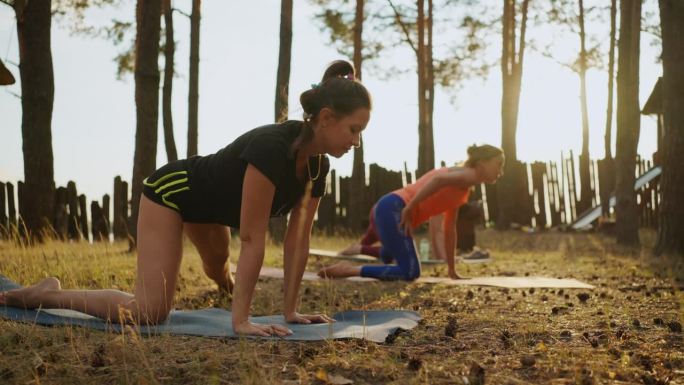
top-left (590, 159), bottom-right (600, 207)
top-left (403, 162), bottom-right (413, 186)
top-left (531, 162), bottom-right (547, 228)
top-left (315, 169), bottom-right (337, 233)
top-left (66, 181), bottom-right (79, 239)
top-left (7, 182), bottom-right (16, 230)
top-left (53, 186), bottom-right (68, 239)
top-left (0, 182), bottom-right (6, 236)
top-left (509, 161), bottom-right (532, 226)
top-left (78, 194), bottom-right (88, 241)
top-left (102, 194), bottom-right (111, 237)
top-left (338, 176), bottom-right (350, 226)
top-left (484, 182), bottom-right (499, 225)
top-left (556, 161), bottom-right (565, 225)
top-left (567, 152), bottom-right (578, 223)
top-left (113, 176), bottom-right (129, 239)
top-left (17, 181), bottom-right (26, 236)
top-left (91, 200), bottom-right (108, 241)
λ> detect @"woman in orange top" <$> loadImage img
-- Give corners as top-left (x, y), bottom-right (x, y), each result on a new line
top-left (319, 145), bottom-right (504, 281)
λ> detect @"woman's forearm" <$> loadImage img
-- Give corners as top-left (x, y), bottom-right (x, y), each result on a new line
top-left (429, 216), bottom-right (447, 260)
top-left (445, 226), bottom-right (457, 274)
top-left (282, 195), bottom-right (319, 317)
top-left (283, 237), bottom-right (309, 316)
top-left (231, 242), bottom-right (265, 326)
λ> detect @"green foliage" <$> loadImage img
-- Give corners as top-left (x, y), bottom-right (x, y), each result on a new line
top-left (534, 0), bottom-right (657, 73)
top-left (310, 0), bottom-right (386, 64)
top-left (51, 0), bottom-right (123, 35)
top-left (310, 0), bottom-right (494, 100)
top-left (49, 0), bottom-right (177, 81)
top-left (433, 15), bottom-right (491, 90)
top-left (641, 2), bottom-right (662, 58)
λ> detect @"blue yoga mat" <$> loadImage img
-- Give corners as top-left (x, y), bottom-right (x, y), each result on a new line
top-left (0, 275), bottom-right (420, 342)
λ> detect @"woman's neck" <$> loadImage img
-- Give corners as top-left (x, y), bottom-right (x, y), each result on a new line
top-left (296, 136), bottom-right (324, 162)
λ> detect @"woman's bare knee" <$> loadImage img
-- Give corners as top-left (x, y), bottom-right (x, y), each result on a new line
top-left (142, 308), bottom-right (171, 325)
top-left (121, 295), bottom-right (173, 325)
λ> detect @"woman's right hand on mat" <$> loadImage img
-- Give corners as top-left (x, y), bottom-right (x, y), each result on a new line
top-left (449, 270), bottom-right (470, 280)
top-left (233, 320), bottom-right (293, 337)
top-left (399, 206), bottom-right (414, 236)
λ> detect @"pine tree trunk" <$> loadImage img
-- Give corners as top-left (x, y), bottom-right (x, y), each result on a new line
top-left (425, 0), bottom-right (435, 172)
top-left (655, 0), bottom-right (684, 256)
top-left (601, 0), bottom-right (617, 217)
top-left (497, 0), bottom-right (514, 229)
top-left (604, 0), bottom-right (616, 160)
top-left (349, 0), bottom-right (367, 232)
top-left (129, 0), bottom-right (162, 243)
top-left (16, 0), bottom-right (55, 241)
top-left (578, 0), bottom-right (592, 215)
top-left (353, 0), bottom-right (364, 81)
top-left (187, 0), bottom-right (201, 158)
top-left (274, 0), bottom-right (292, 123)
top-left (416, 0), bottom-right (427, 177)
top-left (497, 0), bottom-right (528, 228)
top-left (614, 0), bottom-right (641, 245)
top-left (270, 0), bottom-right (293, 243)
top-left (162, 0), bottom-right (178, 162)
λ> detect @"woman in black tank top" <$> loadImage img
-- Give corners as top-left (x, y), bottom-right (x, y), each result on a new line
top-left (1, 60), bottom-right (372, 337)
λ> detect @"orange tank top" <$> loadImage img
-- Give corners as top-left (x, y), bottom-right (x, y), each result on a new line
top-left (393, 167), bottom-right (470, 228)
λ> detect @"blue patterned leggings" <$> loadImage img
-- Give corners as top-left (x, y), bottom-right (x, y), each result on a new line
top-left (359, 193), bottom-right (421, 281)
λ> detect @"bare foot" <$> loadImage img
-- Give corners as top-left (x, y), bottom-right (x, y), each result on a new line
top-left (217, 271), bottom-right (234, 295)
top-left (1, 277), bottom-right (61, 308)
top-left (339, 243), bottom-right (362, 256)
top-left (317, 262), bottom-right (362, 279)
top-left (211, 265), bottom-right (234, 295)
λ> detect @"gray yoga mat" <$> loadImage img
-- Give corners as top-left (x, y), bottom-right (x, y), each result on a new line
top-left (0, 275), bottom-right (420, 342)
top-left (257, 267), bottom-right (595, 289)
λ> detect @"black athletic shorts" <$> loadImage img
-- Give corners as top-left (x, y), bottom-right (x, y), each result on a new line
top-left (141, 159), bottom-right (194, 219)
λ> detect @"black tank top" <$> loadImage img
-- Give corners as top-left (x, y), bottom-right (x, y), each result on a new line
top-left (181, 120), bottom-right (329, 227)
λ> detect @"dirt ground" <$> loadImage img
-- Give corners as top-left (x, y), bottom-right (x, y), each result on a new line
top-left (0, 229), bottom-right (682, 384)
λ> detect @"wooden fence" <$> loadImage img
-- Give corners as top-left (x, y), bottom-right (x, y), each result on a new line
top-left (0, 153), bottom-right (661, 241)
top-left (0, 177), bottom-right (129, 242)
top-left (315, 152), bottom-right (661, 232)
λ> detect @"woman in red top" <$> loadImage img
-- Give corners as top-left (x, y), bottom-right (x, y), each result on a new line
top-left (319, 145), bottom-right (504, 281)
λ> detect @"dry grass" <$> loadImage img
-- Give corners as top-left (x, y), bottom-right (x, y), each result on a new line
top-left (0, 229), bottom-right (682, 385)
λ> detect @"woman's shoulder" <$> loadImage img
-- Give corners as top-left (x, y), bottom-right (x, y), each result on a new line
top-left (444, 165), bottom-right (473, 175)
top-left (230, 121), bottom-right (304, 152)
top-left (441, 166), bottom-right (477, 187)
top-left (247, 120), bottom-right (303, 139)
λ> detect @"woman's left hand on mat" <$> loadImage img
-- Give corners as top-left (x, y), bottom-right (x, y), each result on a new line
top-left (285, 312), bottom-right (336, 324)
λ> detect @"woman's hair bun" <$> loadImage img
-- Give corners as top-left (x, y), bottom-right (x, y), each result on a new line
top-left (322, 60), bottom-right (355, 82)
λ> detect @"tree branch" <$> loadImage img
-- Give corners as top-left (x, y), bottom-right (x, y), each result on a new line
top-left (515, 0), bottom-right (530, 73)
top-left (4, 89), bottom-right (21, 99)
top-left (173, 8), bottom-right (191, 18)
top-left (537, 47), bottom-right (575, 72)
top-left (387, 0), bottom-right (418, 54)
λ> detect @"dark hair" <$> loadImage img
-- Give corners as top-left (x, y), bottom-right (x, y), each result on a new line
top-left (464, 144), bottom-right (504, 167)
top-left (294, 60), bottom-right (372, 150)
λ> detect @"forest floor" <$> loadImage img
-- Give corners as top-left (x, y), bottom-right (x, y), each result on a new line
top-left (0, 229), bottom-right (682, 385)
